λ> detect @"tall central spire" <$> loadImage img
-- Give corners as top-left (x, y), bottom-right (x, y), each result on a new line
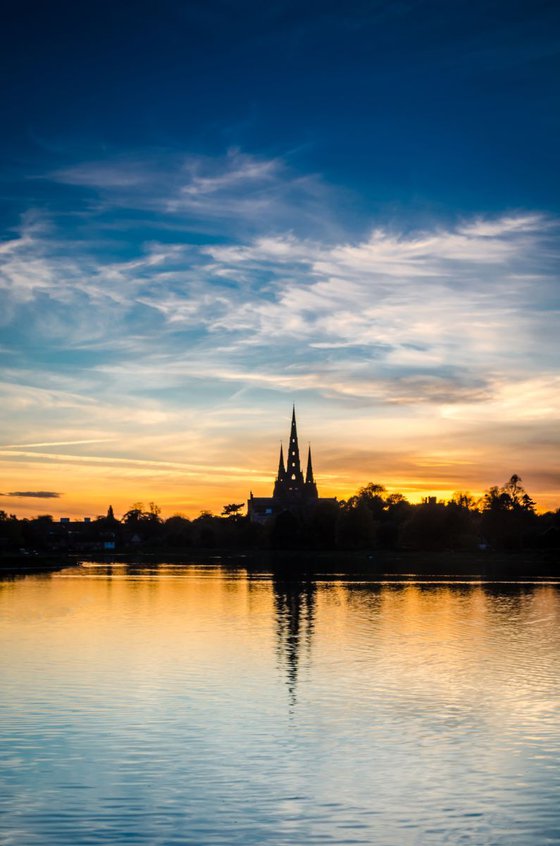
top-left (286, 405), bottom-right (303, 485)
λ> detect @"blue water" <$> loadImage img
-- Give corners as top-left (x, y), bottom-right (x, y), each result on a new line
top-left (1, 564), bottom-right (559, 845)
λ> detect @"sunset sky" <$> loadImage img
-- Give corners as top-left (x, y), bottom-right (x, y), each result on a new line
top-left (1, 0), bottom-right (559, 518)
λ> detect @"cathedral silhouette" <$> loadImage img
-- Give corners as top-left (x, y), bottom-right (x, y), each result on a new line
top-left (248, 407), bottom-right (335, 523)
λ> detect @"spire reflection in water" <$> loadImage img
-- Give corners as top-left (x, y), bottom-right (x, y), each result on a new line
top-left (273, 570), bottom-right (316, 707)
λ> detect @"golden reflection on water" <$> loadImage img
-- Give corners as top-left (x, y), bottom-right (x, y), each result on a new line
top-left (2, 567), bottom-right (559, 711)
top-left (1, 565), bottom-right (560, 846)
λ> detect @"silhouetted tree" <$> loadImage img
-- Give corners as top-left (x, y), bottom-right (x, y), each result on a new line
top-left (481, 475), bottom-right (536, 550)
top-left (379, 493), bottom-right (412, 548)
top-left (336, 501), bottom-right (377, 549)
top-left (192, 512), bottom-right (219, 547)
top-left (0, 511), bottom-right (23, 552)
top-left (122, 503), bottom-right (145, 524)
top-left (221, 503), bottom-right (244, 520)
top-left (444, 501), bottom-right (480, 550)
top-left (345, 483), bottom-right (387, 521)
top-left (401, 499), bottom-right (451, 550)
top-left (22, 515), bottom-right (54, 552)
top-left (451, 492), bottom-right (477, 510)
top-left (121, 501), bottom-right (163, 545)
top-left (148, 502), bottom-right (161, 520)
top-left (535, 508), bottom-right (560, 549)
top-left (163, 515), bottom-right (193, 547)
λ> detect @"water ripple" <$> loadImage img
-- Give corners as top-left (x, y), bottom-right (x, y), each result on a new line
top-left (1, 567), bottom-right (559, 845)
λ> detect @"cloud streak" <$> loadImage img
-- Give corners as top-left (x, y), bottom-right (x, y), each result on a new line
top-left (1, 491), bottom-right (61, 499)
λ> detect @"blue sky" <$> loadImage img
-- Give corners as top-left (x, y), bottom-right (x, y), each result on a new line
top-left (1, 0), bottom-right (559, 515)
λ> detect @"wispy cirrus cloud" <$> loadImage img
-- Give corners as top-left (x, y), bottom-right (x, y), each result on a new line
top-left (169, 213), bottom-right (558, 384)
top-left (48, 149), bottom-right (335, 237)
top-left (1, 194), bottom-right (557, 403)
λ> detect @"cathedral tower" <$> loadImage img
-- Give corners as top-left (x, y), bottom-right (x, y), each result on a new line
top-left (248, 406), bottom-right (333, 523)
top-left (272, 407), bottom-right (317, 501)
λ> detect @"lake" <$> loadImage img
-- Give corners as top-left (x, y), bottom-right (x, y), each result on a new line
top-left (1, 563), bottom-right (559, 845)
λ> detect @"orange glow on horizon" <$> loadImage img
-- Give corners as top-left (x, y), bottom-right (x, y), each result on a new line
top-left (1, 463), bottom-right (557, 521)
top-left (1, 402), bottom-right (558, 519)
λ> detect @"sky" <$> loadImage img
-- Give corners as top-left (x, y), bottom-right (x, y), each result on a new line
top-left (1, 0), bottom-right (559, 518)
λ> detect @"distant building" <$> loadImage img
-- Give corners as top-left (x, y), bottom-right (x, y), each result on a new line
top-left (248, 407), bottom-right (336, 523)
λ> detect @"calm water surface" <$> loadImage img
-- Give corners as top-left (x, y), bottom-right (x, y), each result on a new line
top-left (1, 563), bottom-right (559, 845)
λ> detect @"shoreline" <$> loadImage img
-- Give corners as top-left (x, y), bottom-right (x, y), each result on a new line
top-left (1, 548), bottom-right (558, 579)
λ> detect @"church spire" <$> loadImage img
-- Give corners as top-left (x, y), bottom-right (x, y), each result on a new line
top-left (305, 445), bottom-right (314, 484)
top-left (305, 444), bottom-right (318, 498)
top-left (277, 443), bottom-right (286, 480)
top-left (286, 405), bottom-right (303, 484)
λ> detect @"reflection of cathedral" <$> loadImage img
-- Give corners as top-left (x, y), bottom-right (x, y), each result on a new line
top-left (248, 407), bottom-right (336, 523)
top-left (273, 574), bottom-right (316, 707)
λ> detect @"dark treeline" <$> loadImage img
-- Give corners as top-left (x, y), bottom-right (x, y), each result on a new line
top-left (1, 475), bottom-right (559, 558)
